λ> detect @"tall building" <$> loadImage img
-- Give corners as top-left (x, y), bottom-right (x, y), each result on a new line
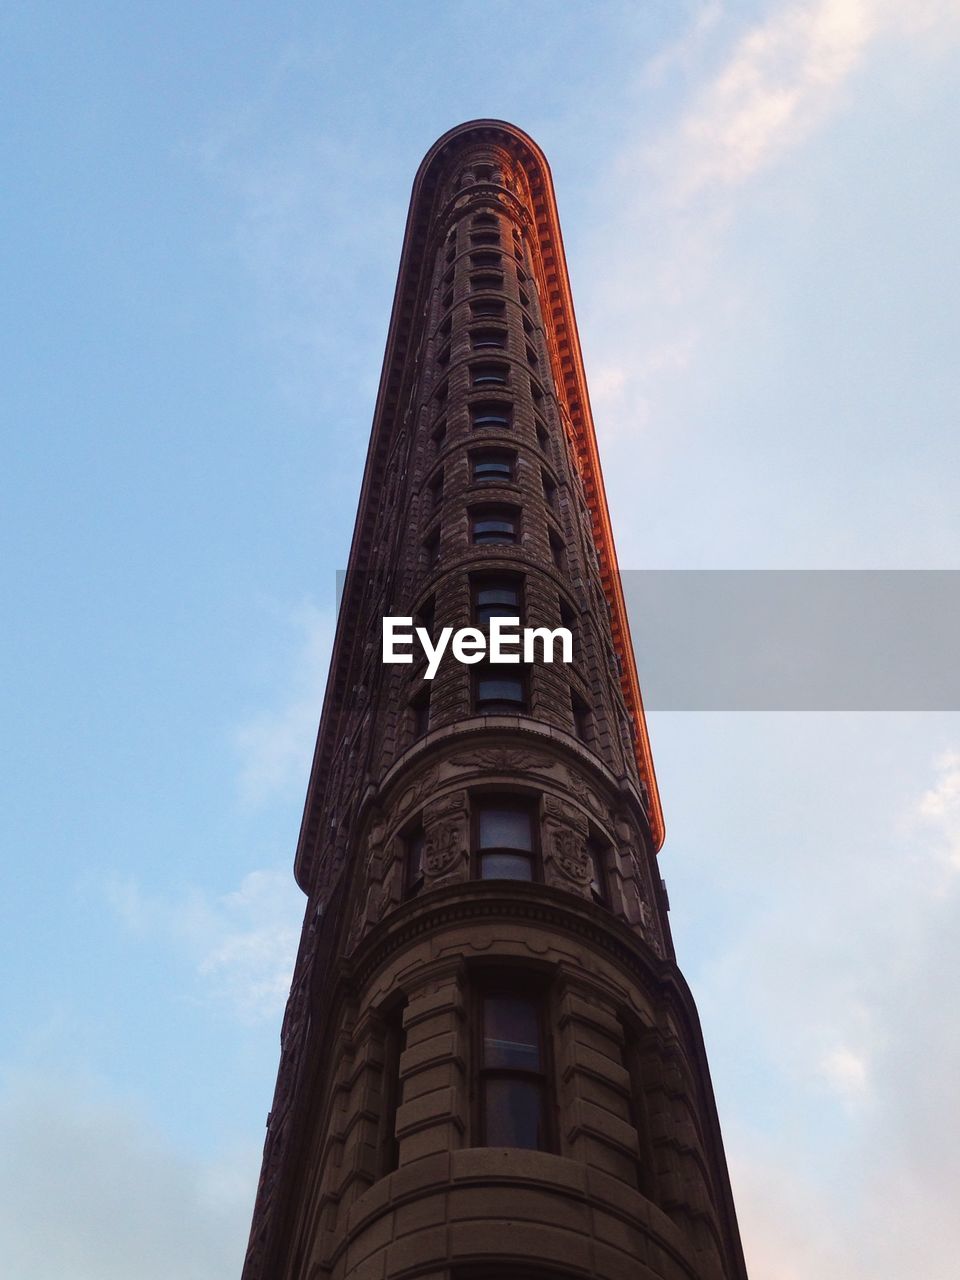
top-left (242, 120), bottom-right (747, 1280)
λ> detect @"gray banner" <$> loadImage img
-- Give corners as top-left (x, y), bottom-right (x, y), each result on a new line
top-left (621, 571), bottom-right (960, 710)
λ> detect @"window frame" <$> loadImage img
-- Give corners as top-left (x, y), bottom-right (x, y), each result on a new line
top-left (586, 832), bottom-right (610, 907)
top-left (470, 503), bottom-right (520, 547)
top-left (471, 271), bottom-right (504, 292)
top-left (470, 447), bottom-right (516, 485)
top-left (469, 326), bottom-right (507, 350)
top-left (378, 998), bottom-right (408, 1175)
top-left (471, 401), bottom-right (513, 431)
top-left (473, 662), bottom-right (529, 715)
top-left (410, 685), bottom-right (430, 741)
top-left (470, 360), bottom-right (509, 388)
top-left (472, 571), bottom-right (523, 629)
top-left (404, 821), bottom-right (426, 898)
top-left (473, 975), bottom-right (553, 1152)
top-left (422, 524), bottom-right (441, 569)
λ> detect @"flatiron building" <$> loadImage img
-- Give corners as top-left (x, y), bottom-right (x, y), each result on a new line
top-left (242, 120), bottom-right (747, 1280)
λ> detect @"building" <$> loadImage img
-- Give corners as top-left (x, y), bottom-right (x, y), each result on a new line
top-left (241, 120), bottom-right (747, 1280)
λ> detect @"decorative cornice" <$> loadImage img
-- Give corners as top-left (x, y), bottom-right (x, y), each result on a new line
top-left (294, 120), bottom-right (664, 893)
top-left (345, 879), bottom-right (669, 997)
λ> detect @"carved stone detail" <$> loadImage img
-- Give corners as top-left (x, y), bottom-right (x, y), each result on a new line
top-left (564, 767), bottom-right (603, 814)
top-left (449, 747), bottom-right (551, 773)
top-left (396, 765), bottom-right (440, 814)
top-left (424, 820), bottom-right (462, 877)
top-left (543, 794), bottom-right (588, 831)
top-left (543, 821), bottom-right (591, 899)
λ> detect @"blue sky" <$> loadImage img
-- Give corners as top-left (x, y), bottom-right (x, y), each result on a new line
top-left (3, 3), bottom-right (959, 1276)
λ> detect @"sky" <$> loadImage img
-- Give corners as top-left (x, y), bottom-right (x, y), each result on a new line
top-left (2, 2), bottom-right (959, 1276)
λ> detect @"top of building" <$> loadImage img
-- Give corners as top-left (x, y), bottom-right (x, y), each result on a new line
top-left (293, 120), bottom-right (664, 891)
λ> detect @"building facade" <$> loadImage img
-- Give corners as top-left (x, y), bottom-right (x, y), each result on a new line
top-left (241, 120), bottom-right (747, 1280)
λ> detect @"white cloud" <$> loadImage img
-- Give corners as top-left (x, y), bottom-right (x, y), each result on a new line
top-left (650, 0), bottom-right (960, 203)
top-left (818, 1044), bottom-right (868, 1096)
top-left (106, 868), bottom-right (303, 1024)
top-left (916, 748), bottom-right (960, 869)
top-left (0, 1074), bottom-right (257, 1280)
top-left (678, 731), bottom-right (960, 1278)
top-left (577, 0), bottom-right (960, 568)
top-left (233, 601), bottom-right (335, 806)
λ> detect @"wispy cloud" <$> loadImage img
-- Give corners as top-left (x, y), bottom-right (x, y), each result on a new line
top-left (106, 868), bottom-right (303, 1023)
top-left (656, 0), bottom-right (876, 202)
top-left (648, 0), bottom-right (960, 204)
top-left (578, 0), bottom-right (960, 566)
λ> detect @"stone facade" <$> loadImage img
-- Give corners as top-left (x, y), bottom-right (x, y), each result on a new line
top-left (241, 121), bottom-right (747, 1280)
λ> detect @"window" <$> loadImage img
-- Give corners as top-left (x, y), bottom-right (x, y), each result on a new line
top-left (437, 343), bottom-right (451, 368)
top-left (471, 362), bottom-right (508, 387)
top-left (471, 272), bottom-right (503, 292)
top-left (522, 313), bottom-right (533, 336)
top-left (479, 990), bottom-right (547, 1148)
top-left (542, 469), bottom-right (557, 510)
top-left (470, 298), bottom-right (505, 320)
top-left (442, 288), bottom-right (453, 310)
top-left (471, 251), bottom-right (502, 269)
top-left (470, 327), bottom-right (506, 349)
top-left (586, 834), bottom-right (608, 906)
top-left (431, 419), bottom-right (447, 453)
top-left (379, 1001), bottom-right (407, 1174)
top-left (427, 469), bottom-right (443, 510)
top-left (519, 287), bottom-right (530, 307)
top-left (475, 666), bottom-right (527, 714)
top-left (473, 575), bottom-right (521, 627)
top-left (471, 506), bottom-right (517, 545)
top-left (475, 164), bottom-right (492, 181)
top-left (526, 344), bottom-right (538, 367)
top-left (558, 596), bottom-right (577, 656)
top-left (423, 525), bottom-right (441, 569)
top-left (471, 401), bottom-right (512, 430)
top-left (471, 231), bottom-right (500, 246)
top-left (435, 379), bottom-right (448, 408)
top-left (548, 530), bottom-right (564, 571)
top-left (414, 593), bottom-right (435, 637)
top-left (472, 212), bottom-right (497, 227)
top-left (405, 824), bottom-right (425, 897)
top-left (443, 266), bottom-right (454, 286)
top-left (410, 686), bottom-right (430, 740)
top-left (530, 377), bottom-right (544, 405)
top-left (619, 1017), bottom-right (657, 1199)
top-left (476, 799), bottom-right (534, 880)
top-left (471, 448), bottom-right (515, 483)
top-left (571, 689), bottom-right (592, 743)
